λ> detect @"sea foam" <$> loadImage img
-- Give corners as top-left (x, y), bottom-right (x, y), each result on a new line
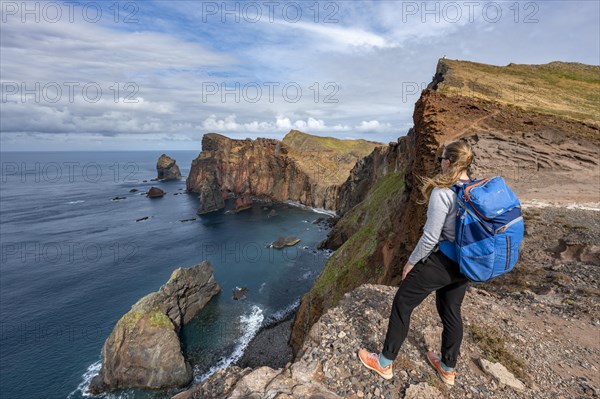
top-left (195, 304), bottom-right (264, 383)
top-left (284, 200), bottom-right (337, 217)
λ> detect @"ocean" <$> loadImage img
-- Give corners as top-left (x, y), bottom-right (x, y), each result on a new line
top-left (0, 151), bottom-right (333, 399)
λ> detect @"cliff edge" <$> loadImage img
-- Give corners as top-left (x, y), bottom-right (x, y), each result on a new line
top-left (185, 131), bottom-right (383, 215)
top-left (173, 59), bottom-right (599, 399)
top-left (291, 59), bottom-right (600, 356)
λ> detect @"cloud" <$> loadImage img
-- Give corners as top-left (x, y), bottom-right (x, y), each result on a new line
top-left (273, 21), bottom-right (391, 49)
top-left (1, 1), bottom-right (598, 150)
top-left (356, 120), bottom-right (393, 132)
top-left (199, 114), bottom-right (390, 134)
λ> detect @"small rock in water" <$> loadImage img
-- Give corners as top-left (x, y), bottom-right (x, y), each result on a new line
top-left (233, 286), bottom-right (248, 300)
top-left (129, 188), bottom-right (139, 193)
top-left (271, 236), bottom-right (301, 249)
top-left (112, 196), bottom-right (126, 201)
top-left (146, 187), bottom-right (165, 198)
top-left (136, 216), bottom-right (149, 222)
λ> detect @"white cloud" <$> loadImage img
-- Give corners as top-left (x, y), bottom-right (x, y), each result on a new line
top-left (356, 120), bottom-right (393, 132)
top-left (274, 21), bottom-right (391, 49)
top-left (1, 1), bottom-right (598, 150)
top-left (199, 114), bottom-right (390, 134)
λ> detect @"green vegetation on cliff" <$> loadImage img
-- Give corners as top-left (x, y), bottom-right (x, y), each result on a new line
top-left (435, 59), bottom-right (600, 126)
top-left (282, 130), bottom-right (385, 187)
top-left (312, 171), bottom-right (404, 306)
top-left (283, 129), bottom-right (383, 155)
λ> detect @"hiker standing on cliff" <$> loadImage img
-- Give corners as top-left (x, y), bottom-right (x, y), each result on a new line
top-left (358, 140), bottom-right (474, 386)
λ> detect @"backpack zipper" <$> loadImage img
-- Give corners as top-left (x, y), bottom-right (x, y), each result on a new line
top-left (457, 199), bottom-right (493, 234)
top-left (495, 215), bottom-right (524, 234)
top-left (505, 235), bottom-right (511, 270)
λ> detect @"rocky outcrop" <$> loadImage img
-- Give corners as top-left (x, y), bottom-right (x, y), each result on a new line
top-left (291, 59), bottom-right (600, 356)
top-left (186, 131), bottom-right (383, 215)
top-left (270, 236), bottom-right (301, 248)
top-left (147, 187), bottom-right (165, 198)
top-left (232, 286), bottom-right (248, 300)
top-left (176, 272), bottom-right (600, 398)
top-left (157, 154), bottom-right (182, 180)
top-left (89, 261), bottom-right (220, 393)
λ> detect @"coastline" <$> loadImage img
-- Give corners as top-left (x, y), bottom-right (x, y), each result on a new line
top-left (235, 303), bottom-right (299, 370)
top-left (284, 200), bottom-right (338, 217)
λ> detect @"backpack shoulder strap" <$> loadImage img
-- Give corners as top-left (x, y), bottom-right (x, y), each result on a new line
top-left (449, 184), bottom-right (461, 195)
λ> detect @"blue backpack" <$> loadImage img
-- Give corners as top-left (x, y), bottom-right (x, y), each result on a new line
top-left (439, 176), bottom-right (524, 282)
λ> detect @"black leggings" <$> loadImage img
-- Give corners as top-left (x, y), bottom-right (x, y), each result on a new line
top-left (381, 250), bottom-right (469, 368)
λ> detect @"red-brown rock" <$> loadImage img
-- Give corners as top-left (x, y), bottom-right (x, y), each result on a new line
top-left (147, 187), bottom-right (165, 198)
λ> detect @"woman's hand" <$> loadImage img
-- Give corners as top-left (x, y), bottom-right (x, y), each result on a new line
top-left (401, 261), bottom-right (415, 281)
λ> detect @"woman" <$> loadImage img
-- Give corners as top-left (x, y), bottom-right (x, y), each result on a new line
top-left (358, 140), bottom-right (474, 386)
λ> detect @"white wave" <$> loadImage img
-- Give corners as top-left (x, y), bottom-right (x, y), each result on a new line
top-left (267, 299), bottom-right (300, 324)
top-left (299, 270), bottom-right (312, 281)
top-left (259, 282), bottom-right (267, 293)
top-left (195, 305), bottom-right (264, 383)
top-left (67, 200), bottom-right (85, 204)
top-left (68, 359), bottom-right (136, 399)
top-left (67, 359), bottom-right (101, 398)
top-left (284, 200), bottom-right (337, 217)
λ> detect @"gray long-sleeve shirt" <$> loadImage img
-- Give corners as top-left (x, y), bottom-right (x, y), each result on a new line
top-left (408, 181), bottom-right (467, 265)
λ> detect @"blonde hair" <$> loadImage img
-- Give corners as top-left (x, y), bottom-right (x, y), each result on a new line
top-left (418, 140), bottom-right (474, 204)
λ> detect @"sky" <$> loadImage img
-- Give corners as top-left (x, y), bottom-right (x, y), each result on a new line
top-left (0, 0), bottom-right (599, 151)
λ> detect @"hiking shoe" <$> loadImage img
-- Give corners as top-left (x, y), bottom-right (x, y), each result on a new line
top-left (427, 351), bottom-right (456, 385)
top-left (358, 348), bottom-right (393, 380)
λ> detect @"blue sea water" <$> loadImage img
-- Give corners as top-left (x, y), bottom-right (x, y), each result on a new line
top-left (0, 151), bottom-right (334, 399)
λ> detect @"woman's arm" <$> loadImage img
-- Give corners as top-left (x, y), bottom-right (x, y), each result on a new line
top-left (407, 188), bottom-right (453, 266)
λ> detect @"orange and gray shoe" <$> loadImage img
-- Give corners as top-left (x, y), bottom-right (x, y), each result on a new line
top-left (357, 348), bottom-right (393, 380)
top-left (427, 351), bottom-right (456, 385)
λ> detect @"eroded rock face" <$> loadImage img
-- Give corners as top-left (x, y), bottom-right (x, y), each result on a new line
top-left (89, 261), bottom-right (220, 394)
top-left (157, 154), bottom-right (182, 180)
top-left (291, 60), bottom-right (600, 356)
top-left (186, 132), bottom-right (383, 215)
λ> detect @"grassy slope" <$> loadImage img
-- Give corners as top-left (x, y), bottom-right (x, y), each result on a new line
top-left (309, 171), bottom-right (404, 310)
top-left (436, 59), bottom-right (600, 126)
top-left (283, 129), bottom-right (384, 154)
top-left (282, 130), bottom-right (385, 187)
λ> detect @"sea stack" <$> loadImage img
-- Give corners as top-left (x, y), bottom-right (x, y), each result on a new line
top-left (157, 154), bottom-right (182, 180)
top-left (88, 261), bottom-right (220, 394)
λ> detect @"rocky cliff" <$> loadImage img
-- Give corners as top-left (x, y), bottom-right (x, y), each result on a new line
top-left (157, 153), bottom-right (182, 180)
top-left (173, 203), bottom-right (600, 398)
top-left (291, 59), bottom-right (600, 355)
top-left (186, 131), bottom-right (383, 215)
top-left (171, 59), bottom-right (599, 399)
top-left (89, 261), bottom-right (220, 393)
